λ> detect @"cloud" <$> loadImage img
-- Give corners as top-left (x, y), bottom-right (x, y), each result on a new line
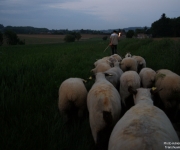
top-left (1, 0), bottom-right (180, 18)
top-left (47, 0), bottom-right (126, 21)
top-left (0, 0), bottom-right (180, 29)
top-left (47, 0), bottom-right (180, 21)
top-left (0, 0), bottom-right (52, 14)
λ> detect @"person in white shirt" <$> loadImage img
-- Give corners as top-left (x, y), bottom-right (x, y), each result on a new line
top-left (109, 30), bottom-right (121, 55)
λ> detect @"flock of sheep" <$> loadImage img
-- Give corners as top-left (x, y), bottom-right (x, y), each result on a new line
top-left (58, 53), bottom-right (180, 150)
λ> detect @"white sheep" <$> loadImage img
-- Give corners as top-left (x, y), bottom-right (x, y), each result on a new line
top-left (120, 57), bottom-right (138, 72)
top-left (111, 54), bottom-right (122, 62)
top-left (132, 55), bottom-right (146, 73)
top-left (125, 52), bottom-right (132, 58)
top-left (87, 72), bottom-right (121, 149)
top-left (108, 56), bottom-right (119, 67)
top-left (139, 67), bottom-right (156, 88)
top-left (120, 71), bottom-right (140, 106)
top-left (104, 61), bottom-right (123, 90)
top-left (155, 69), bottom-right (180, 121)
top-left (58, 78), bottom-right (88, 120)
top-left (108, 88), bottom-right (179, 150)
top-left (94, 57), bottom-right (109, 67)
top-left (91, 62), bottom-right (112, 74)
top-left (155, 69), bottom-right (180, 108)
top-left (94, 56), bottom-right (116, 67)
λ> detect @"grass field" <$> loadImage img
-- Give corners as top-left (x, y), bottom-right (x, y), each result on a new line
top-left (0, 37), bottom-right (180, 150)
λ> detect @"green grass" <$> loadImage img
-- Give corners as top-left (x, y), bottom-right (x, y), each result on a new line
top-left (0, 38), bottom-right (180, 150)
top-left (20, 37), bottom-right (64, 45)
top-left (118, 38), bottom-right (180, 74)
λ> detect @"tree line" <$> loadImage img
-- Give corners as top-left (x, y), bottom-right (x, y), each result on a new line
top-left (0, 30), bottom-right (25, 46)
top-left (0, 13), bottom-right (180, 45)
top-left (151, 13), bottom-right (180, 37)
top-left (125, 13), bottom-right (180, 38)
top-left (0, 25), bottom-right (104, 35)
top-left (0, 29), bottom-right (82, 45)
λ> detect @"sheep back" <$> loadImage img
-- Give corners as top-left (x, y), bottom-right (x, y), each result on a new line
top-left (104, 62), bottom-right (123, 89)
top-left (111, 54), bottom-right (122, 62)
top-left (139, 67), bottom-right (156, 88)
top-left (155, 69), bottom-right (180, 109)
top-left (91, 62), bottom-right (111, 74)
top-left (120, 71), bottom-right (140, 105)
top-left (108, 103), bottom-right (179, 150)
top-left (120, 57), bottom-right (138, 72)
top-left (58, 78), bottom-right (87, 118)
top-left (87, 73), bottom-right (121, 144)
top-left (132, 55), bottom-right (146, 73)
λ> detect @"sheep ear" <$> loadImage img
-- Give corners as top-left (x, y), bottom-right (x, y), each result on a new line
top-left (104, 73), bottom-right (113, 77)
top-left (91, 69), bottom-right (95, 73)
top-left (150, 87), bottom-right (162, 95)
top-left (88, 76), bottom-right (93, 80)
top-left (88, 74), bottom-right (95, 80)
top-left (114, 58), bottom-right (118, 62)
top-left (150, 87), bottom-right (158, 95)
top-left (150, 79), bottom-right (155, 84)
top-left (82, 79), bottom-right (87, 83)
top-left (128, 87), bottom-right (137, 95)
top-left (106, 59), bottom-right (111, 63)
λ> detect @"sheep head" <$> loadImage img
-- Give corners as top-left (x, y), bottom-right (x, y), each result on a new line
top-left (128, 86), bottom-right (137, 95)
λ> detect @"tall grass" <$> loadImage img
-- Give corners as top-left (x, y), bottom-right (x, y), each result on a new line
top-left (118, 38), bottom-right (180, 74)
top-left (0, 38), bottom-right (180, 150)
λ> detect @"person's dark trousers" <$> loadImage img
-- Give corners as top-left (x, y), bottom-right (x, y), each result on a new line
top-left (111, 45), bottom-right (117, 55)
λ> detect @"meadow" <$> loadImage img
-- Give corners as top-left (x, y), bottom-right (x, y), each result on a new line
top-left (17, 34), bottom-right (106, 45)
top-left (0, 36), bottom-right (180, 150)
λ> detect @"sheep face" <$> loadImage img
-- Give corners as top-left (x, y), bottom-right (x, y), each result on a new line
top-left (125, 52), bottom-right (132, 58)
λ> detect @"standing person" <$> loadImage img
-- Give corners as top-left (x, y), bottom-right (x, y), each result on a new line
top-left (109, 30), bottom-right (121, 55)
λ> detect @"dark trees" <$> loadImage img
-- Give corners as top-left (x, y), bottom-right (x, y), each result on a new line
top-left (151, 13), bottom-right (180, 37)
top-left (4, 30), bottom-right (25, 45)
top-left (4, 30), bottom-right (19, 45)
top-left (71, 32), bottom-right (82, 41)
top-left (64, 32), bottom-right (82, 42)
top-left (64, 34), bottom-right (76, 42)
top-left (126, 30), bottom-right (134, 38)
top-left (0, 31), bottom-right (3, 46)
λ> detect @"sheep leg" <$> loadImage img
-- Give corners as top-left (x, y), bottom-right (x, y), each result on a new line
top-left (96, 125), bottom-right (113, 150)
